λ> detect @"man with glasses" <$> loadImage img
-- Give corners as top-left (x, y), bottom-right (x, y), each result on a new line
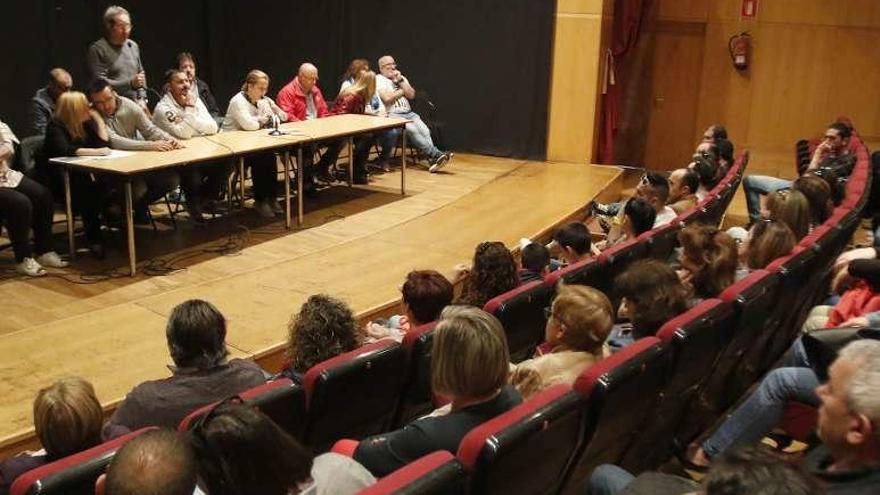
top-left (29, 68), bottom-right (73, 135)
top-left (377, 55), bottom-right (452, 173)
top-left (743, 122), bottom-right (854, 225)
top-left (87, 5), bottom-right (149, 112)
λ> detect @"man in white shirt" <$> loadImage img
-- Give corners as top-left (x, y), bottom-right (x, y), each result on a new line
top-left (377, 55), bottom-right (451, 173)
top-left (153, 69), bottom-right (230, 221)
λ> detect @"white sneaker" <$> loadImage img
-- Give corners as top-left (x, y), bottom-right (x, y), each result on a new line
top-left (37, 251), bottom-right (68, 268)
top-left (429, 153), bottom-right (450, 173)
top-left (254, 199), bottom-right (276, 219)
top-left (16, 258), bottom-right (47, 277)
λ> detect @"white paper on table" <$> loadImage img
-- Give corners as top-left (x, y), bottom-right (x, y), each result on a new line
top-left (52, 150), bottom-right (135, 163)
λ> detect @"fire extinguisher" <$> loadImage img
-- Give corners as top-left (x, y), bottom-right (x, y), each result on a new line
top-left (728, 31), bottom-right (751, 71)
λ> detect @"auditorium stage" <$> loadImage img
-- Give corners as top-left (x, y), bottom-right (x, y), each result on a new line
top-left (0, 154), bottom-right (621, 456)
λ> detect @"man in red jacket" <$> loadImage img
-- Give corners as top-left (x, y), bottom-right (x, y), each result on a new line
top-left (276, 63), bottom-right (343, 192)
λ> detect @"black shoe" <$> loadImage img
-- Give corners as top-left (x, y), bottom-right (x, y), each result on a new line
top-left (304, 181), bottom-right (319, 197)
top-left (89, 243), bottom-right (106, 260)
top-left (353, 175), bottom-right (369, 185)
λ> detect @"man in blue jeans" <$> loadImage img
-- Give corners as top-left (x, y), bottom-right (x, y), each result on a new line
top-left (743, 122), bottom-right (853, 224)
top-left (587, 339), bottom-right (880, 494)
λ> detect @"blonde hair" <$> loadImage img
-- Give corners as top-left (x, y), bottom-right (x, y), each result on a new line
top-left (241, 69), bottom-right (269, 93)
top-left (552, 284), bottom-right (614, 353)
top-left (343, 70), bottom-right (376, 104)
top-left (432, 306), bottom-right (509, 400)
top-left (33, 377), bottom-right (103, 458)
top-left (54, 91), bottom-right (90, 141)
top-left (766, 189), bottom-right (811, 240)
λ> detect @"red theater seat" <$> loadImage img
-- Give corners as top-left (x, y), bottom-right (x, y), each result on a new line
top-left (357, 451), bottom-right (465, 495)
top-left (485, 280), bottom-right (555, 363)
top-left (394, 322), bottom-right (438, 426)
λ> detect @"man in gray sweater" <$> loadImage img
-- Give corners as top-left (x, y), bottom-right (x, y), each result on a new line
top-left (87, 5), bottom-right (148, 111)
top-left (88, 78), bottom-right (185, 223)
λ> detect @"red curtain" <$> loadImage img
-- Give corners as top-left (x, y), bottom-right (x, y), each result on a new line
top-left (596, 0), bottom-right (654, 164)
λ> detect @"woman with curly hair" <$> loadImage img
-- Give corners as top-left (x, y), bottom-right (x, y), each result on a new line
top-left (281, 294), bottom-right (363, 384)
top-left (454, 241), bottom-right (519, 308)
top-left (678, 224), bottom-right (739, 301)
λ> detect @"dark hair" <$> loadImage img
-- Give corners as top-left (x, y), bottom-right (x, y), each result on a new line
top-left (553, 222), bottom-right (591, 256)
top-left (715, 138), bottom-right (734, 163)
top-left (456, 241), bottom-right (519, 308)
top-left (691, 155), bottom-right (718, 188)
top-left (615, 259), bottom-right (689, 338)
top-left (829, 121), bottom-right (852, 140)
top-left (86, 77), bottom-right (112, 96)
top-left (678, 168), bottom-right (700, 196)
top-left (698, 143), bottom-right (720, 163)
top-left (642, 172), bottom-right (670, 204)
top-left (679, 224), bottom-right (739, 298)
top-left (747, 220), bottom-right (796, 270)
top-left (402, 270), bottom-right (454, 325)
top-left (703, 446), bottom-right (823, 495)
top-left (177, 51), bottom-right (196, 68)
top-left (106, 429), bottom-right (197, 495)
top-left (166, 299), bottom-right (229, 370)
top-left (709, 124), bottom-right (728, 140)
top-left (521, 242), bottom-right (551, 274)
top-left (165, 68), bottom-right (186, 85)
top-left (624, 197), bottom-right (656, 236)
top-left (793, 174), bottom-right (833, 224)
top-left (188, 403), bottom-right (313, 495)
top-left (286, 294), bottom-right (360, 373)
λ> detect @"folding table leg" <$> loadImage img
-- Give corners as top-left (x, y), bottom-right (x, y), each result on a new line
top-left (63, 167), bottom-right (75, 259)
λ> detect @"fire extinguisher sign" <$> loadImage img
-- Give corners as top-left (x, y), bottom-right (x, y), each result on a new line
top-left (741, 0), bottom-right (758, 19)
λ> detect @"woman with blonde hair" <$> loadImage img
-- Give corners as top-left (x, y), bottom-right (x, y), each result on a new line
top-left (223, 69), bottom-right (288, 218)
top-left (332, 70), bottom-right (378, 183)
top-left (0, 378), bottom-right (110, 494)
top-left (743, 220), bottom-right (797, 271)
top-left (510, 284), bottom-right (613, 399)
top-left (40, 91), bottom-right (112, 257)
top-left (353, 306), bottom-right (522, 477)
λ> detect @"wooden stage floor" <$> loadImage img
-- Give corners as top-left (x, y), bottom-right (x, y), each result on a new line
top-left (0, 154), bottom-right (620, 454)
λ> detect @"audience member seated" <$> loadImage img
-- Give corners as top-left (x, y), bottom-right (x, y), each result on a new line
top-left (377, 55), bottom-right (452, 173)
top-left (340, 58), bottom-right (400, 172)
top-left (509, 284), bottom-right (613, 399)
top-left (354, 306), bottom-right (522, 476)
top-left (153, 68), bottom-right (229, 221)
top-left (743, 122), bottom-right (854, 224)
top-left (280, 294), bottom-right (362, 384)
top-left (0, 119), bottom-right (67, 276)
top-left (589, 446), bottom-right (822, 495)
top-left (39, 91), bottom-right (111, 258)
top-left (593, 198), bottom-right (655, 253)
top-left (331, 70), bottom-right (379, 184)
top-left (454, 241), bottom-right (519, 308)
top-left (275, 63), bottom-right (340, 190)
top-left (0, 378), bottom-right (107, 495)
top-left (519, 242), bottom-right (551, 283)
top-left (222, 69), bottom-right (288, 218)
top-left (100, 429), bottom-right (196, 495)
top-left (700, 123), bottom-right (728, 145)
top-left (29, 68), bottom-right (72, 135)
top-left (678, 224), bottom-right (738, 301)
top-left (366, 270), bottom-right (454, 342)
top-left (87, 6), bottom-right (148, 111)
top-left (667, 168), bottom-right (699, 214)
top-left (712, 138), bottom-right (735, 184)
top-left (606, 259), bottom-right (690, 351)
top-left (681, 340), bottom-right (880, 494)
top-left (551, 222), bottom-right (592, 267)
top-left (103, 299), bottom-right (266, 436)
top-left (87, 78), bottom-right (182, 222)
top-left (794, 173), bottom-right (834, 226)
top-left (766, 188), bottom-right (812, 240)
top-left (740, 220), bottom-right (797, 276)
top-left (688, 155), bottom-right (718, 201)
top-left (804, 258), bottom-right (880, 332)
top-left (176, 52), bottom-right (222, 124)
top-left (189, 402), bottom-right (374, 494)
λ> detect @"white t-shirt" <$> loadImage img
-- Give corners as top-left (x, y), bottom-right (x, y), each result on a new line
top-left (654, 206), bottom-right (677, 227)
top-left (376, 74), bottom-right (411, 114)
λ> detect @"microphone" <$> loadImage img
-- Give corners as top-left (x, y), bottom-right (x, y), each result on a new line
top-left (268, 114), bottom-right (284, 136)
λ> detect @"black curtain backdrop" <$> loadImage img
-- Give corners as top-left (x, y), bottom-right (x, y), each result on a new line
top-left (1, 0), bottom-right (554, 160)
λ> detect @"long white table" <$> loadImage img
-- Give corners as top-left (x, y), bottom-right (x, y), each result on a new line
top-left (51, 114), bottom-right (409, 275)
